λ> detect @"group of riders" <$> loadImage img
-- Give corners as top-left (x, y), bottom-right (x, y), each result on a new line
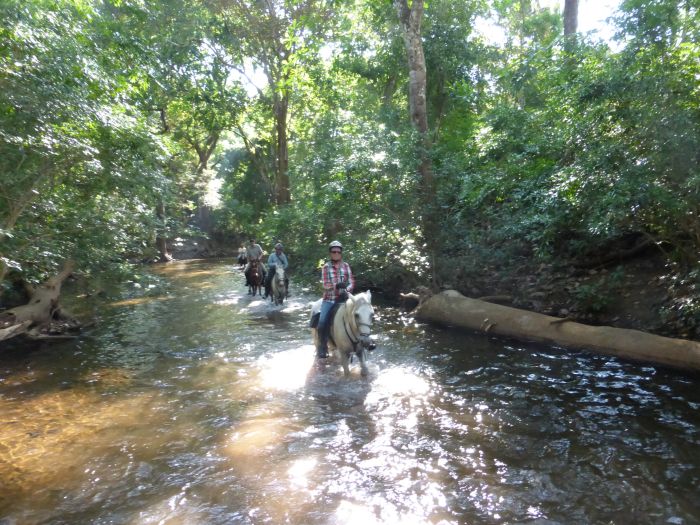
top-left (240, 238), bottom-right (361, 360)
top-left (241, 239), bottom-right (289, 300)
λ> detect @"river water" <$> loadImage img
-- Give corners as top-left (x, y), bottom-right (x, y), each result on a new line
top-left (1, 259), bottom-right (699, 524)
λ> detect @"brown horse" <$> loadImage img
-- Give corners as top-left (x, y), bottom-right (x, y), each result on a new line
top-left (248, 259), bottom-right (264, 296)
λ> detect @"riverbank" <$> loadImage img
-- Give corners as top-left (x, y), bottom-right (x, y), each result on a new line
top-left (440, 252), bottom-right (699, 343)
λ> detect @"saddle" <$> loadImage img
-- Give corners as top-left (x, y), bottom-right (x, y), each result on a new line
top-left (309, 293), bottom-right (348, 330)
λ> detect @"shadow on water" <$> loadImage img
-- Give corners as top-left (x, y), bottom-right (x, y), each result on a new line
top-left (1, 259), bottom-right (700, 524)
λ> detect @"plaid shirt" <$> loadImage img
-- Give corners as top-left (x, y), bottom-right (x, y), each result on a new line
top-left (321, 260), bottom-right (355, 301)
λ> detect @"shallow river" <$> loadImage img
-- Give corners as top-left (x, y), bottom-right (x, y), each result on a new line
top-left (1, 259), bottom-right (699, 524)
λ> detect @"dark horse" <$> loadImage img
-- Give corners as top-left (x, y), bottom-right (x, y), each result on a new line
top-left (248, 259), bottom-right (264, 296)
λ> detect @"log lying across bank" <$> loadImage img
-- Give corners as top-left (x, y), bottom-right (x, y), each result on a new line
top-left (414, 290), bottom-right (700, 372)
top-left (0, 260), bottom-right (77, 343)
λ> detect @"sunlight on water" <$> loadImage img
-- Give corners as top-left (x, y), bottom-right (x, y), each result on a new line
top-left (2, 259), bottom-right (699, 524)
top-left (213, 296), bottom-right (242, 306)
top-left (0, 386), bottom-right (170, 509)
top-left (109, 295), bottom-right (174, 307)
top-left (243, 298), bottom-right (269, 310)
top-left (367, 366), bottom-right (431, 398)
top-left (258, 345), bottom-right (316, 391)
top-left (334, 501), bottom-right (383, 524)
top-left (224, 416), bottom-right (297, 462)
top-left (288, 457), bottom-right (318, 488)
top-left (129, 493), bottom-right (207, 525)
top-left (151, 264), bottom-right (225, 278)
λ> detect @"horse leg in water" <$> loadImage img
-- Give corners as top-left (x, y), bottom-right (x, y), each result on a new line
top-left (273, 270), bottom-right (285, 305)
top-left (249, 265), bottom-right (260, 296)
top-left (338, 346), bottom-right (368, 377)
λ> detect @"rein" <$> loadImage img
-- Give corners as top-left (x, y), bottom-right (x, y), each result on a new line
top-left (340, 301), bottom-right (371, 351)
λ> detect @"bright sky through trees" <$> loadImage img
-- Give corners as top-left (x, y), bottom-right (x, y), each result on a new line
top-left (476, 0), bottom-right (621, 47)
top-left (237, 1), bottom-right (623, 96)
top-left (543, 0), bottom-right (621, 40)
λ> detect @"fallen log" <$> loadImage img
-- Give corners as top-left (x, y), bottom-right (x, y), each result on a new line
top-left (414, 290), bottom-right (700, 371)
top-left (0, 260), bottom-right (76, 343)
top-left (0, 320), bottom-right (32, 341)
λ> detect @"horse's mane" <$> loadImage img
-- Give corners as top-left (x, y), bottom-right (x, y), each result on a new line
top-left (350, 291), bottom-right (372, 308)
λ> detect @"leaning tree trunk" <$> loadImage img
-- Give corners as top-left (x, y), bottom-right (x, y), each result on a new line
top-left (415, 290), bottom-right (700, 371)
top-left (0, 259), bottom-right (75, 342)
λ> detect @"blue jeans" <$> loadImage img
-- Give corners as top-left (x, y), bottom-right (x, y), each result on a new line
top-left (318, 300), bottom-right (335, 333)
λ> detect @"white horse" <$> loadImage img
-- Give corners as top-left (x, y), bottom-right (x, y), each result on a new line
top-left (310, 291), bottom-right (375, 377)
top-left (270, 265), bottom-right (287, 305)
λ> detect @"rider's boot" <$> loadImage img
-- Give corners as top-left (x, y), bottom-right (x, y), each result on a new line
top-left (316, 331), bottom-right (329, 359)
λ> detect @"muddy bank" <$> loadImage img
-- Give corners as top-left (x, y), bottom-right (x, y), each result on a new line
top-left (438, 253), bottom-right (699, 343)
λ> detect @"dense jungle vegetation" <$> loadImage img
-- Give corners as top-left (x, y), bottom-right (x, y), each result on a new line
top-left (1, 0), bottom-right (699, 340)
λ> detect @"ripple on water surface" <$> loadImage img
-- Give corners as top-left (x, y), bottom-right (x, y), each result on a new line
top-left (1, 259), bottom-right (699, 524)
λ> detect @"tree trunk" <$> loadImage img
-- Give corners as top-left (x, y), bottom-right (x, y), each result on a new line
top-left (274, 92), bottom-right (290, 205)
top-left (196, 204), bottom-right (213, 235)
top-left (564, 0), bottom-right (579, 36)
top-left (415, 290), bottom-right (700, 371)
top-left (519, 0), bottom-right (531, 46)
top-left (382, 74), bottom-right (398, 108)
top-left (394, 0), bottom-right (438, 287)
top-left (0, 260), bottom-right (75, 342)
top-left (156, 199), bottom-right (172, 262)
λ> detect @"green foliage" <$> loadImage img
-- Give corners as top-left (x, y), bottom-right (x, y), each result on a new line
top-left (0, 0), bottom-right (165, 283)
top-left (0, 0), bottom-right (234, 289)
top-left (660, 268), bottom-right (700, 339)
top-left (447, 24), bottom-right (700, 266)
top-left (1, 0), bottom-right (699, 326)
top-left (571, 268), bottom-right (625, 315)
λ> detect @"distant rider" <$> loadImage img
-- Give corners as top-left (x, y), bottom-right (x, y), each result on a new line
top-left (244, 238), bottom-right (265, 286)
top-left (237, 245), bottom-right (247, 266)
top-left (316, 240), bottom-right (355, 359)
top-left (264, 242), bottom-right (289, 299)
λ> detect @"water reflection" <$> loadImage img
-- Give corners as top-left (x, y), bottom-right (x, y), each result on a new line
top-left (258, 345), bottom-right (316, 391)
top-left (1, 259), bottom-right (699, 524)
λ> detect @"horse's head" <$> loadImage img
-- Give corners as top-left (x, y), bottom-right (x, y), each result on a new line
top-left (348, 291), bottom-right (374, 349)
top-left (274, 265), bottom-right (286, 284)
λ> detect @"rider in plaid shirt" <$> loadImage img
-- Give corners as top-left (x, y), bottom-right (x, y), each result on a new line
top-left (322, 256), bottom-right (354, 301)
top-left (316, 240), bottom-right (355, 358)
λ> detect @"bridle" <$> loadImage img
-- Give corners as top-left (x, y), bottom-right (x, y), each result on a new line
top-left (248, 260), bottom-right (264, 290)
top-left (342, 301), bottom-right (372, 351)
